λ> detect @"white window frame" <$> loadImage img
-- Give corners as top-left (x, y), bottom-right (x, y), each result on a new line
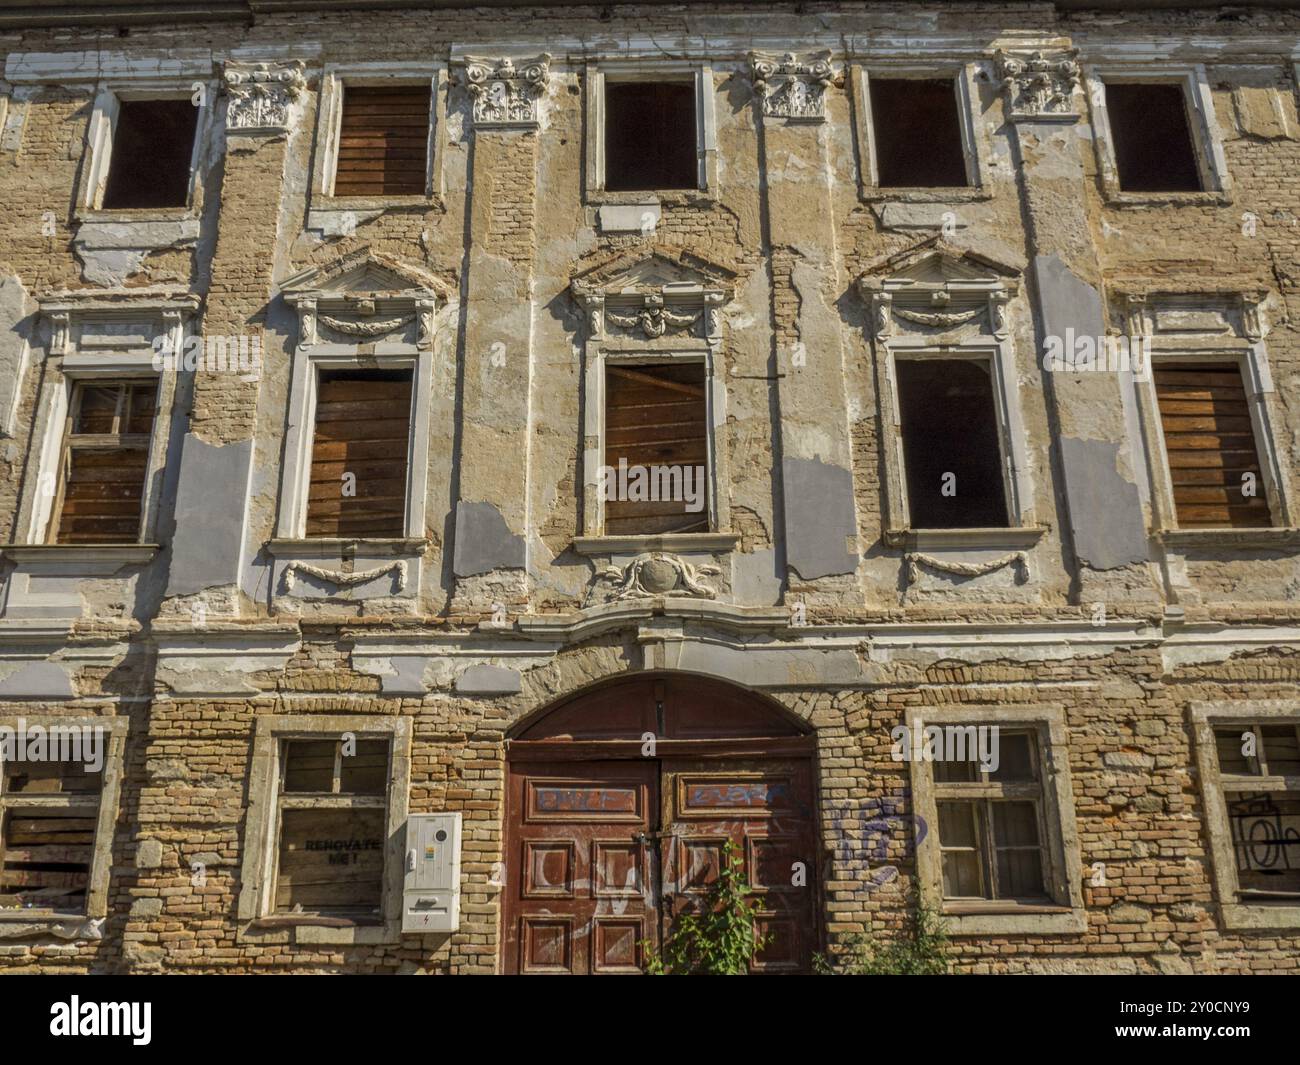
top-left (22, 299), bottom-right (195, 548)
top-left (584, 59), bottom-right (718, 200)
top-left (0, 715), bottom-right (127, 929)
top-left (308, 62), bottom-right (446, 213)
top-left (77, 81), bottom-right (215, 217)
top-left (906, 704), bottom-right (1086, 936)
top-left (276, 347), bottom-right (432, 542)
top-left (1192, 700), bottom-right (1300, 930)
top-left (1123, 292), bottom-right (1294, 544)
top-left (852, 63), bottom-right (989, 201)
top-left (237, 714), bottom-right (411, 946)
top-left (1084, 64), bottom-right (1232, 204)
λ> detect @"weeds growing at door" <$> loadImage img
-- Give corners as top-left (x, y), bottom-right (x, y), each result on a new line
top-left (642, 840), bottom-right (766, 975)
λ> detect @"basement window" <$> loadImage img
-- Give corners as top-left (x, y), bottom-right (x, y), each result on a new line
top-left (305, 368), bottom-right (412, 538)
top-left (604, 81), bottom-right (698, 191)
top-left (934, 731), bottom-right (1054, 905)
top-left (870, 78), bottom-right (969, 188)
top-left (895, 359), bottom-right (1009, 529)
top-left (272, 737), bottom-right (392, 920)
top-left (1104, 83), bottom-right (1202, 193)
top-left (603, 362), bottom-right (710, 535)
top-left (101, 99), bottom-right (200, 210)
top-left (1154, 363), bottom-right (1271, 528)
top-left (0, 756), bottom-right (104, 915)
top-left (1213, 722), bottom-right (1300, 899)
top-left (332, 85), bottom-right (431, 197)
top-left (50, 380), bottom-right (158, 545)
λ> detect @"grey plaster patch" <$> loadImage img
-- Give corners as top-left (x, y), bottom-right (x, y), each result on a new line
top-left (454, 663), bottom-right (523, 695)
top-left (1059, 438), bottom-right (1147, 569)
top-left (875, 202), bottom-right (970, 231)
top-left (0, 273), bottom-right (32, 435)
top-left (73, 218), bottom-right (200, 286)
top-left (782, 457), bottom-right (858, 580)
top-left (731, 548), bottom-right (783, 605)
top-left (673, 641), bottom-right (862, 688)
top-left (165, 436), bottom-right (253, 596)
top-left (453, 501), bottom-right (526, 577)
top-left (305, 208), bottom-right (385, 239)
top-left (379, 656), bottom-right (430, 696)
top-left (0, 661), bottom-right (74, 698)
top-left (1033, 254), bottom-right (1147, 570)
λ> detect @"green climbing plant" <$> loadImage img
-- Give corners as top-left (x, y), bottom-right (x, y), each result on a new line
top-left (813, 895), bottom-right (952, 975)
top-left (643, 839), bottom-right (766, 975)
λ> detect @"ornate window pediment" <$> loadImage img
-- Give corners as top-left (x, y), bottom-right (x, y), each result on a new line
top-left (569, 247), bottom-right (737, 343)
top-left (855, 239), bottom-right (1021, 340)
top-left (281, 247), bottom-right (452, 351)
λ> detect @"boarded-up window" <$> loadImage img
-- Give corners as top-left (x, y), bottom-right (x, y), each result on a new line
top-left (934, 731), bottom-right (1051, 903)
top-left (1154, 363), bottom-right (1271, 528)
top-left (895, 359), bottom-right (1009, 529)
top-left (1104, 83), bottom-right (1202, 193)
top-left (305, 369), bottom-right (411, 538)
top-left (333, 85), bottom-right (430, 197)
top-left (604, 82), bottom-right (698, 192)
top-left (273, 737), bottom-right (390, 918)
top-left (1214, 722), bottom-right (1300, 898)
top-left (52, 380), bottom-right (157, 545)
top-left (1, 757), bottom-right (103, 914)
top-left (870, 78), bottom-right (968, 188)
top-left (102, 99), bottom-right (200, 209)
top-left (603, 363), bottom-right (709, 535)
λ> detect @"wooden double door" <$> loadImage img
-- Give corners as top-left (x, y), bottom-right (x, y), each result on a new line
top-left (503, 755), bottom-right (819, 974)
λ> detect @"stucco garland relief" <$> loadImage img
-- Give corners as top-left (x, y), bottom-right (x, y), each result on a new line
top-left (604, 295), bottom-right (701, 339)
top-left (749, 50), bottom-right (836, 123)
top-left (461, 54), bottom-right (550, 128)
top-left (222, 60), bottom-right (306, 133)
top-left (588, 553), bottom-right (721, 603)
top-left (994, 49), bottom-right (1081, 122)
top-left (282, 559), bottom-right (408, 595)
top-left (905, 551), bottom-right (1031, 587)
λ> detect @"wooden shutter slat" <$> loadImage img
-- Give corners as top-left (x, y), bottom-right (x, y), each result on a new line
top-left (1155, 365), bottom-right (1271, 529)
top-left (334, 86), bottom-right (430, 196)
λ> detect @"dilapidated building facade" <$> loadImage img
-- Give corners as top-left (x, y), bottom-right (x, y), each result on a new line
top-left (0, 0), bottom-right (1299, 974)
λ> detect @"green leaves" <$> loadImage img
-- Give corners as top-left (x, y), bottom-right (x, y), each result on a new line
top-left (814, 896), bottom-right (952, 976)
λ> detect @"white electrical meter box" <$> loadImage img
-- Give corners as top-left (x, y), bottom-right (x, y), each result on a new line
top-left (402, 812), bottom-right (462, 934)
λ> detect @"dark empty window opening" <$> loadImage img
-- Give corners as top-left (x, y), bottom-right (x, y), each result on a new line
top-left (101, 99), bottom-right (200, 209)
top-left (334, 85), bottom-right (431, 197)
top-left (306, 368), bottom-right (412, 538)
top-left (870, 78), bottom-right (969, 188)
top-left (603, 362), bottom-right (709, 535)
top-left (896, 358), bottom-right (1009, 529)
top-left (1105, 82), bottom-right (1202, 193)
top-left (604, 81), bottom-right (697, 191)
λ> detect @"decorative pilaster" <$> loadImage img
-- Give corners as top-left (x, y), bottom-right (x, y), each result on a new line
top-left (461, 55), bottom-right (550, 129)
top-left (222, 60), bottom-right (305, 135)
top-left (749, 51), bottom-right (835, 123)
top-left (994, 50), bottom-right (1080, 122)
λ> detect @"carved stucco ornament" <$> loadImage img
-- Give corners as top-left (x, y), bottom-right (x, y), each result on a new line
top-left (994, 49), bottom-right (1080, 122)
top-left (282, 560), bottom-right (408, 595)
top-left (462, 54), bottom-right (551, 128)
top-left (750, 50), bottom-right (834, 122)
top-left (223, 60), bottom-right (306, 133)
top-left (605, 295), bottom-right (701, 339)
top-left (590, 553), bottom-right (720, 602)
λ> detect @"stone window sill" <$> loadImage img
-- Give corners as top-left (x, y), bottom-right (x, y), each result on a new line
top-left (573, 533), bottom-right (739, 556)
top-left (311, 194), bottom-right (444, 212)
top-left (1158, 527), bottom-right (1300, 550)
top-left (0, 911), bottom-right (105, 941)
top-left (585, 189), bottom-right (715, 208)
top-left (859, 186), bottom-right (992, 205)
top-left (239, 916), bottom-right (398, 945)
top-left (884, 527), bottom-right (1046, 550)
top-left (1219, 900), bottom-right (1300, 931)
top-left (0, 543), bottom-right (160, 565)
top-left (265, 537), bottom-right (429, 560)
top-left (76, 206), bottom-right (197, 225)
top-left (941, 901), bottom-right (1086, 936)
top-left (1105, 189), bottom-right (1231, 209)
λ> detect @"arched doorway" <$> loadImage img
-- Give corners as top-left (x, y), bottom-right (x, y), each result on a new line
top-left (502, 672), bottom-right (820, 974)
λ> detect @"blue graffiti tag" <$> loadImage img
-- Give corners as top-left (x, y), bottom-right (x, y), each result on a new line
top-left (823, 793), bottom-right (927, 891)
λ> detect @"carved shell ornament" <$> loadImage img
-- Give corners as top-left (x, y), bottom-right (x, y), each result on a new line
top-left (589, 553), bottom-right (720, 602)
